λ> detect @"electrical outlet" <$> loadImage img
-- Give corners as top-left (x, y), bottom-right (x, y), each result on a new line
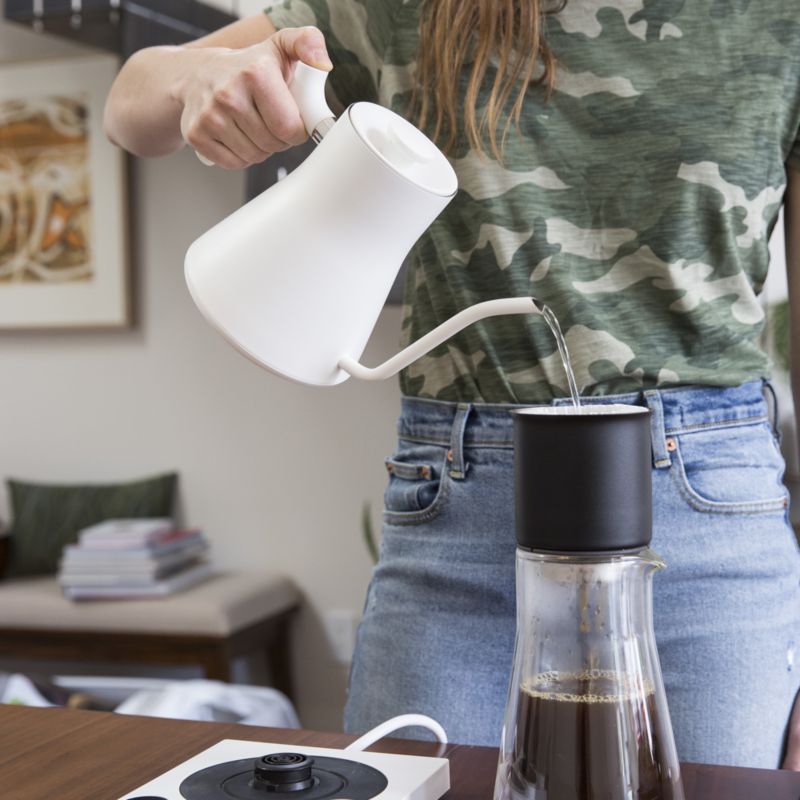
top-left (324, 610), bottom-right (361, 665)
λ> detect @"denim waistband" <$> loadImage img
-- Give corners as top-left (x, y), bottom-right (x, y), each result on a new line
top-left (397, 381), bottom-right (773, 455)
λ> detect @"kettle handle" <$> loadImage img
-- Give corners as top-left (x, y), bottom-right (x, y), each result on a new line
top-left (338, 297), bottom-right (543, 381)
top-left (289, 61), bottom-right (336, 140)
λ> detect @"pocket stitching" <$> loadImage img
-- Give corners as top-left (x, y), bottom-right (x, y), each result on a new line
top-left (670, 435), bottom-right (789, 515)
top-left (384, 457), bottom-right (435, 482)
top-left (383, 455), bottom-right (451, 526)
top-left (663, 413), bottom-right (768, 435)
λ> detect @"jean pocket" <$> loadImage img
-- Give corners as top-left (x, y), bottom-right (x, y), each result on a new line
top-left (671, 420), bottom-right (790, 514)
top-left (383, 444), bottom-right (449, 524)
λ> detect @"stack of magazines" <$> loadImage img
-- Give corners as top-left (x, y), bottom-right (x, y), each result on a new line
top-left (59, 518), bottom-right (212, 600)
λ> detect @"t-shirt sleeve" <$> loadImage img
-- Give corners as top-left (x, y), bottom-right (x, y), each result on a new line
top-left (264, 0), bottom-right (394, 108)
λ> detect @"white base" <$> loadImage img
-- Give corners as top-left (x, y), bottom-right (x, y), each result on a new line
top-left (120, 738), bottom-right (450, 800)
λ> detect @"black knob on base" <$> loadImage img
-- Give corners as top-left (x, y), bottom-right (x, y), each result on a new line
top-left (253, 753), bottom-right (315, 792)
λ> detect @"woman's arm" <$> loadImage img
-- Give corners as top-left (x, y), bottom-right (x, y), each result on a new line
top-left (103, 14), bottom-right (331, 168)
top-left (783, 165), bottom-right (800, 771)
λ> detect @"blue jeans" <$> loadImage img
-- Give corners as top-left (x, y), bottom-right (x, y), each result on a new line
top-left (344, 381), bottom-right (800, 768)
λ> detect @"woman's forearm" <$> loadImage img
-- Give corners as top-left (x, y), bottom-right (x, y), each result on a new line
top-left (103, 13), bottom-right (280, 159)
top-left (104, 45), bottom-right (212, 157)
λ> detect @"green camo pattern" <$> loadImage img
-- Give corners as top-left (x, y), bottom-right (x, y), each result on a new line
top-left (266, 0), bottom-right (800, 403)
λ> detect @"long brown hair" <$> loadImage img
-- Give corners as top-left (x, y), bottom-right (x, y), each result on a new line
top-left (414, 0), bottom-right (564, 158)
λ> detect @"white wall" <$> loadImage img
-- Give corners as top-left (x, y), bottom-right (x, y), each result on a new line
top-left (0, 18), bottom-right (401, 729)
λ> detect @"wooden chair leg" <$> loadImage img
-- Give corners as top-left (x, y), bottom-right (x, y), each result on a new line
top-left (200, 646), bottom-right (233, 682)
top-left (266, 618), bottom-right (294, 701)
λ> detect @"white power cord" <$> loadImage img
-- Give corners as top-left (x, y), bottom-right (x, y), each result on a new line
top-left (344, 714), bottom-right (448, 752)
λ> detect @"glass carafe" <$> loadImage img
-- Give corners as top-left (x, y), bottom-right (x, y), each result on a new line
top-left (494, 547), bottom-right (684, 800)
top-left (495, 404), bottom-right (685, 800)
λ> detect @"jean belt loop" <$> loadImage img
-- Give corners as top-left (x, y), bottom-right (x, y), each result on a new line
top-left (762, 379), bottom-right (782, 442)
top-left (448, 403), bottom-right (473, 480)
top-left (643, 389), bottom-right (671, 469)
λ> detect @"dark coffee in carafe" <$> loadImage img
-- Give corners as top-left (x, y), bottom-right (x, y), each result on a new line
top-left (512, 671), bottom-right (682, 800)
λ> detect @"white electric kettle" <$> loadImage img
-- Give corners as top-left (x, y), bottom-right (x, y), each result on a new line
top-left (185, 63), bottom-right (540, 386)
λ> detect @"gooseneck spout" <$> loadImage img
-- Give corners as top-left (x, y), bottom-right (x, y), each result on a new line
top-left (338, 297), bottom-right (542, 381)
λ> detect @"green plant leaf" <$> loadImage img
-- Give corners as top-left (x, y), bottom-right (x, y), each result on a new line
top-left (361, 502), bottom-right (379, 564)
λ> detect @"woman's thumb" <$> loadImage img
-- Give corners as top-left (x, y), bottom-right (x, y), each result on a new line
top-left (273, 26), bottom-right (333, 71)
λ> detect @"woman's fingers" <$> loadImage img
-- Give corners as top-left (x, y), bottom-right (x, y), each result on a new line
top-left (185, 128), bottom-right (247, 170)
top-left (270, 25), bottom-right (333, 72)
top-left (243, 56), bottom-right (308, 148)
top-left (185, 106), bottom-right (268, 166)
top-left (212, 81), bottom-right (292, 154)
top-left (178, 27), bottom-right (330, 168)
top-left (233, 97), bottom-right (296, 154)
top-left (197, 141), bottom-right (247, 170)
top-left (216, 117), bottom-right (270, 164)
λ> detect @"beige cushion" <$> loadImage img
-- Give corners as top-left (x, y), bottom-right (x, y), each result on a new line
top-left (0, 572), bottom-right (299, 636)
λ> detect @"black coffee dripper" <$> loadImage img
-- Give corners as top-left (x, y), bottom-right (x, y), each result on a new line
top-left (494, 404), bottom-right (685, 800)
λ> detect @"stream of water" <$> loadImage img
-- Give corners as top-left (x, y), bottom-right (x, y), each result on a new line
top-left (534, 299), bottom-right (581, 408)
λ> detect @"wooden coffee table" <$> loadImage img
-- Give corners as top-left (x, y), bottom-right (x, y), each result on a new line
top-left (1, 705), bottom-right (799, 800)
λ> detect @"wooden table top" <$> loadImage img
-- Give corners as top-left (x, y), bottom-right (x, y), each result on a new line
top-left (1, 705), bottom-right (799, 800)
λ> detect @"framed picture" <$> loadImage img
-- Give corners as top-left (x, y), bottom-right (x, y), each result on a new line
top-left (0, 54), bottom-right (129, 329)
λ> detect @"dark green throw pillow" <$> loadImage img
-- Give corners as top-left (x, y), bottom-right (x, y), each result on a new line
top-left (5, 473), bottom-right (177, 577)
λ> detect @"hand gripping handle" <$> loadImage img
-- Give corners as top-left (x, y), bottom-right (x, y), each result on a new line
top-left (196, 60), bottom-right (335, 165)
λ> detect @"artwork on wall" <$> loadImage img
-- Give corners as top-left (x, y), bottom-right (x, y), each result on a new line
top-left (0, 54), bottom-right (129, 329)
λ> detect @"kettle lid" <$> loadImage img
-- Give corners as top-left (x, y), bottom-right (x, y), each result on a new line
top-left (348, 102), bottom-right (458, 198)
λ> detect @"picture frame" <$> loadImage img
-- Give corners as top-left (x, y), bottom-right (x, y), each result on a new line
top-left (0, 54), bottom-right (130, 329)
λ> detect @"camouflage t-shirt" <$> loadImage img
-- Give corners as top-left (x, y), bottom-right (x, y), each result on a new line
top-left (266, 0), bottom-right (800, 404)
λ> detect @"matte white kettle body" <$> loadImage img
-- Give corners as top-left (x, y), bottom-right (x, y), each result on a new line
top-left (186, 98), bottom-right (457, 386)
top-left (185, 64), bottom-right (540, 386)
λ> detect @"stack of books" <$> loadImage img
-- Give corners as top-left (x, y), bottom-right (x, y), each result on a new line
top-left (58, 518), bottom-right (212, 600)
